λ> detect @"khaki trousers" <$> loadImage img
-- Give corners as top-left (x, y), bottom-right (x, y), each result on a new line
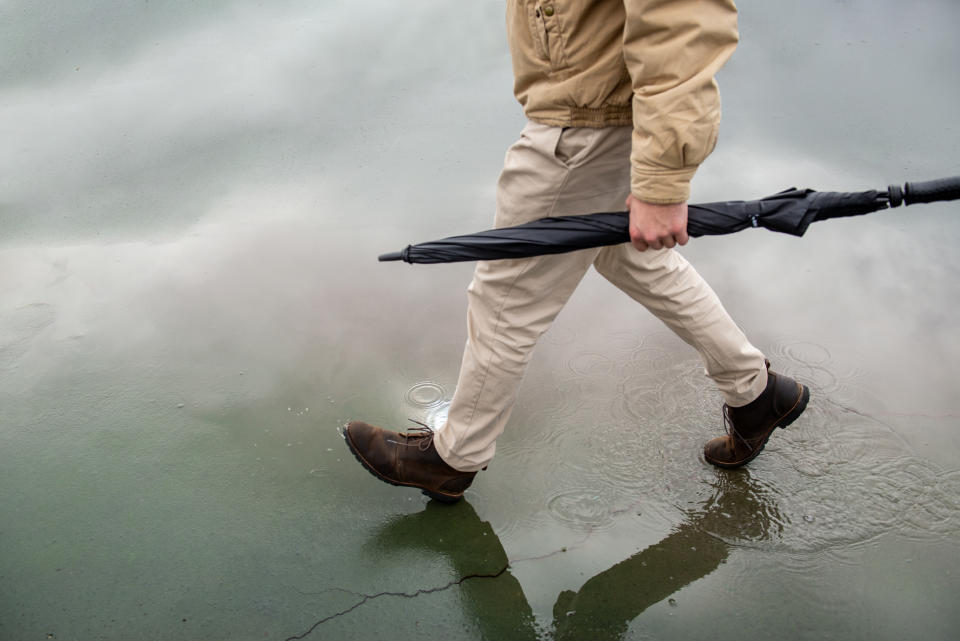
top-left (435, 122), bottom-right (767, 472)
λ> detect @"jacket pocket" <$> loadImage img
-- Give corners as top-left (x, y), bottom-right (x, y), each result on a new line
top-left (526, 4), bottom-right (550, 62)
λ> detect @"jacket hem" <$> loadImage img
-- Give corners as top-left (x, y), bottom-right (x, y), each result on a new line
top-left (527, 105), bottom-right (632, 128)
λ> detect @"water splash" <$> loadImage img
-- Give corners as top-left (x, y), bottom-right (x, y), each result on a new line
top-left (404, 381), bottom-right (445, 408)
top-left (546, 490), bottom-right (616, 532)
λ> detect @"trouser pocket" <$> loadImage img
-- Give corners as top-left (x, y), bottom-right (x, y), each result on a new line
top-left (553, 126), bottom-right (600, 169)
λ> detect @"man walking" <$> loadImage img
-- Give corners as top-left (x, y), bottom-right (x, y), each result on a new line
top-left (345, 0), bottom-right (809, 502)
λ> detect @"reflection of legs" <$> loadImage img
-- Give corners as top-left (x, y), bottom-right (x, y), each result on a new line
top-left (436, 123), bottom-right (632, 471)
top-left (593, 245), bottom-right (767, 406)
top-left (369, 501), bottom-right (538, 641)
top-left (551, 472), bottom-right (780, 639)
top-left (552, 521), bottom-right (728, 641)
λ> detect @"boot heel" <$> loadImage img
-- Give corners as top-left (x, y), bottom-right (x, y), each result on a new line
top-left (779, 385), bottom-right (810, 429)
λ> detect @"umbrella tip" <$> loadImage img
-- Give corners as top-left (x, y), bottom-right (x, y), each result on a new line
top-left (378, 251), bottom-right (403, 262)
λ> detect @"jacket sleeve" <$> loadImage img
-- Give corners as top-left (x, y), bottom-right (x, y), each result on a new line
top-left (623, 0), bottom-right (739, 204)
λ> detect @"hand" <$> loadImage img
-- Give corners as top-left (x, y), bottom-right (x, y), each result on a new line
top-left (627, 194), bottom-right (690, 252)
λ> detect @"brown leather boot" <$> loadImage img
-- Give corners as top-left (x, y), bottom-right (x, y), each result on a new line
top-left (703, 365), bottom-right (810, 469)
top-left (343, 421), bottom-right (478, 503)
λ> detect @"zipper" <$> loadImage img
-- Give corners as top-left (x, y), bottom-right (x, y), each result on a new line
top-left (533, 5), bottom-right (551, 62)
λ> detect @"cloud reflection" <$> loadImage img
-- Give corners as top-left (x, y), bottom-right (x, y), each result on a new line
top-left (0, 0), bottom-right (512, 243)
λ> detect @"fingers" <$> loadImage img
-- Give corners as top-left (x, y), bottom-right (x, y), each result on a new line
top-left (632, 238), bottom-right (666, 251)
top-left (631, 232), bottom-right (672, 251)
top-left (661, 222), bottom-right (689, 249)
top-left (633, 233), bottom-right (689, 251)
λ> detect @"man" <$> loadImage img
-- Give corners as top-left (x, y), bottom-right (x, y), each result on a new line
top-left (345, 0), bottom-right (809, 503)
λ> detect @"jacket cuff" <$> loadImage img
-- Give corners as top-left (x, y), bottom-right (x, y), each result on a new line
top-left (630, 165), bottom-right (697, 205)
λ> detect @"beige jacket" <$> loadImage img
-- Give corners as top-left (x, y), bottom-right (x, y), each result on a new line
top-left (506, 0), bottom-right (738, 204)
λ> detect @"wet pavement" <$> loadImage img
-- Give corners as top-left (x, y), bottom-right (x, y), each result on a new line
top-left (2, 1), bottom-right (959, 639)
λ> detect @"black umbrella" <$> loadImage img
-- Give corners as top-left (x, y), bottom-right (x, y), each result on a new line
top-left (379, 176), bottom-right (960, 264)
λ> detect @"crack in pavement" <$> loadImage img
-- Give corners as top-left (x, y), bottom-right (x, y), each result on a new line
top-left (281, 480), bottom-right (658, 640)
top-left (282, 564), bottom-right (509, 641)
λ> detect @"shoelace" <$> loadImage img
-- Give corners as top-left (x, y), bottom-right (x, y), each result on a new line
top-left (402, 419), bottom-right (435, 452)
top-left (722, 405), bottom-right (752, 449)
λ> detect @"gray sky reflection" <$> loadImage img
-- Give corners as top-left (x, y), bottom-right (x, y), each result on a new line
top-left (3, 0), bottom-right (956, 245)
top-left (0, 0), bottom-right (513, 243)
top-left (721, 0), bottom-right (960, 180)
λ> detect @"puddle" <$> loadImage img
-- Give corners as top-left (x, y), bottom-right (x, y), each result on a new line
top-left (2, 2), bottom-right (959, 640)
top-left (492, 332), bottom-right (960, 557)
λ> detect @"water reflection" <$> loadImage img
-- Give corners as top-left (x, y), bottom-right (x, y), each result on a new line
top-left (369, 472), bottom-right (779, 640)
top-left (368, 500), bottom-right (539, 640)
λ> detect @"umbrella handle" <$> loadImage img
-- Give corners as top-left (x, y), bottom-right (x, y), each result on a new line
top-left (893, 176), bottom-right (960, 207)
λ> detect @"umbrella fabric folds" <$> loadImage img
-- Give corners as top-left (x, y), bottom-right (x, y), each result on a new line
top-left (379, 176), bottom-right (960, 264)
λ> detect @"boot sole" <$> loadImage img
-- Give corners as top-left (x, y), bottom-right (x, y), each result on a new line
top-left (343, 429), bottom-right (464, 504)
top-left (705, 383), bottom-right (810, 470)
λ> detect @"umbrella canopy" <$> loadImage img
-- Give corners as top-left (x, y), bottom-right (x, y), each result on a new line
top-left (379, 177), bottom-right (960, 264)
